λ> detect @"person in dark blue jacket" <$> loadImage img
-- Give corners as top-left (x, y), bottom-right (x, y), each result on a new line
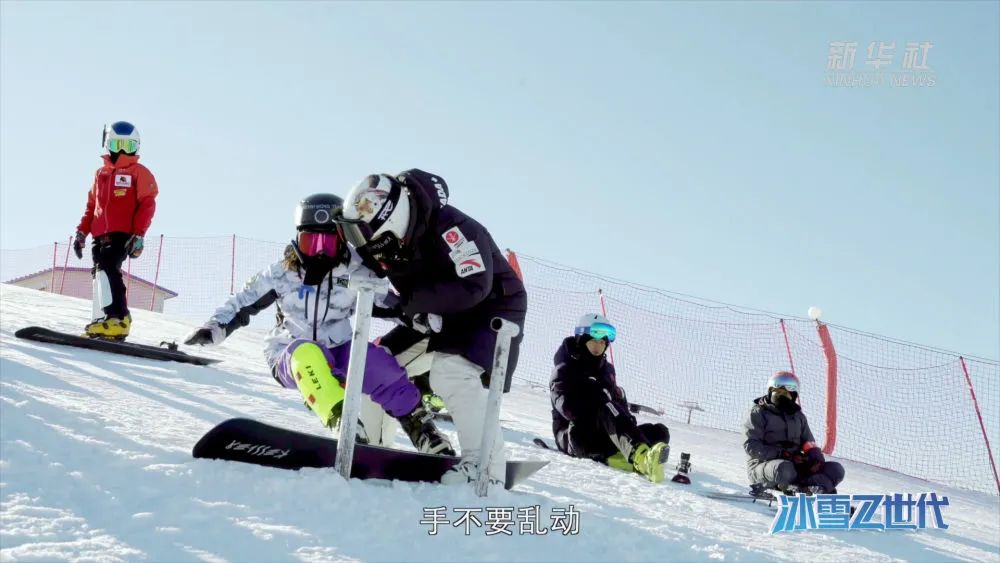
top-left (550, 314), bottom-right (671, 483)
top-left (337, 169), bottom-right (527, 487)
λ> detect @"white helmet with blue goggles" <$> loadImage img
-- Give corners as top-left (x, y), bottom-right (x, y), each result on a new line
top-left (574, 313), bottom-right (617, 343)
top-left (102, 121), bottom-right (140, 155)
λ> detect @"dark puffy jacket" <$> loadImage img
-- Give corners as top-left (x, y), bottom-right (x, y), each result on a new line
top-left (743, 395), bottom-right (816, 472)
top-left (550, 336), bottom-right (631, 449)
top-left (382, 169), bottom-right (527, 390)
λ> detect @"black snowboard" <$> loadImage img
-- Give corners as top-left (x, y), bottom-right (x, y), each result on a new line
top-left (705, 491), bottom-right (778, 504)
top-left (192, 418), bottom-right (548, 490)
top-left (705, 491), bottom-right (856, 516)
top-left (14, 326), bottom-right (219, 366)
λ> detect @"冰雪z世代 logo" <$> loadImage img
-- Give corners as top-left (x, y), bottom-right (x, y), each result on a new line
top-left (770, 493), bottom-right (949, 534)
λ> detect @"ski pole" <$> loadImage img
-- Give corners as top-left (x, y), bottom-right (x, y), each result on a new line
top-left (475, 317), bottom-right (520, 497)
top-left (334, 275), bottom-right (388, 480)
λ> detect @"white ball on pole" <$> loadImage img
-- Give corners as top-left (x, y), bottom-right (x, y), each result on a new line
top-left (807, 306), bottom-right (823, 321)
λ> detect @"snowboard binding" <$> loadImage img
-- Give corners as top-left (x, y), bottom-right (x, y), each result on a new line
top-left (749, 483), bottom-right (778, 505)
top-left (84, 333), bottom-right (127, 342)
top-left (670, 451), bottom-right (692, 484)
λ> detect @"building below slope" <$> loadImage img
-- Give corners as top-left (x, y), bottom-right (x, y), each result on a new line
top-left (4, 267), bottom-right (178, 313)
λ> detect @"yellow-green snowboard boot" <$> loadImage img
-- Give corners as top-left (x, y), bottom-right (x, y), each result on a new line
top-left (631, 442), bottom-right (671, 483)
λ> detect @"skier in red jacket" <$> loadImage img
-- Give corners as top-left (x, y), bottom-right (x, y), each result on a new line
top-left (73, 121), bottom-right (158, 339)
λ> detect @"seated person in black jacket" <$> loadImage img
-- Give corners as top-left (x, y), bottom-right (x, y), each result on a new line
top-left (550, 314), bottom-right (671, 483)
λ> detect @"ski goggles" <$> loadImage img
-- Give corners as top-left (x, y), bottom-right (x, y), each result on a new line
top-left (575, 322), bottom-right (617, 343)
top-left (338, 219), bottom-right (377, 250)
top-left (769, 373), bottom-right (799, 393)
top-left (296, 231), bottom-right (340, 257)
top-left (107, 138), bottom-right (139, 154)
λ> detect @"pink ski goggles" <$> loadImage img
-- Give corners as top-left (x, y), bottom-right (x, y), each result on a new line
top-left (296, 231), bottom-right (340, 257)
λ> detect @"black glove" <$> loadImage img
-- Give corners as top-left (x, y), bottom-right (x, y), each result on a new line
top-left (780, 448), bottom-right (805, 465)
top-left (373, 291), bottom-right (403, 319)
top-left (803, 446), bottom-right (825, 474)
top-left (411, 313), bottom-right (442, 334)
top-left (72, 231), bottom-right (86, 259)
top-left (373, 304), bottom-right (403, 319)
top-left (584, 377), bottom-right (618, 406)
top-left (183, 322), bottom-right (225, 346)
top-left (125, 235), bottom-right (144, 258)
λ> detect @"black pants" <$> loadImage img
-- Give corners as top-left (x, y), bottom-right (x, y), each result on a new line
top-left (558, 403), bottom-right (670, 463)
top-left (91, 233), bottom-right (130, 318)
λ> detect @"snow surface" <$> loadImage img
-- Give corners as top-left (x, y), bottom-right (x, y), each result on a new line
top-left (1, 284), bottom-right (997, 562)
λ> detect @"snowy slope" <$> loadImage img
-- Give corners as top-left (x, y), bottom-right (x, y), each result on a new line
top-left (1, 284), bottom-right (997, 563)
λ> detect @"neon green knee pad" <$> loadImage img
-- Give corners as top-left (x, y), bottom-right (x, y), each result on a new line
top-left (290, 343), bottom-right (345, 428)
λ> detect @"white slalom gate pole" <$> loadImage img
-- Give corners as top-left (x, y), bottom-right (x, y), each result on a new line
top-left (333, 275), bottom-right (387, 480)
top-left (475, 317), bottom-right (521, 497)
top-left (92, 270), bottom-right (113, 321)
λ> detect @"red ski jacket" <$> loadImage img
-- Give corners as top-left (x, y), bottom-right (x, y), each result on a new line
top-left (76, 154), bottom-right (158, 238)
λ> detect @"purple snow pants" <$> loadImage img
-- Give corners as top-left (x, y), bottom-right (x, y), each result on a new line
top-left (274, 339), bottom-right (419, 417)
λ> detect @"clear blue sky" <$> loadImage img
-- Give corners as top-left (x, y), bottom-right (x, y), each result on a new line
top-left (1, 1), bottom-right (997, 359)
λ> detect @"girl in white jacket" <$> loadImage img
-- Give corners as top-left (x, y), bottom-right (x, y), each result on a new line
top-left (185, 194), bottom-right (452, 455)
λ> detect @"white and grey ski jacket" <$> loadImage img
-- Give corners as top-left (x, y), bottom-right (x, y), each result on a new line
top-left (207, 248), bottom-right (382, 370)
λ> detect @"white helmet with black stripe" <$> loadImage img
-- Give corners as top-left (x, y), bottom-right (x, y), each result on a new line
top-left (338, 174), bottom-right (414, 267)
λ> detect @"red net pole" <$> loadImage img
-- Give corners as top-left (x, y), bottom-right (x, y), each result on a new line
top-left (960, 356), bottom-right (1000, 493)
top-left (506, 249), bottom-right (524, 282)
top-left (149, 234), bottom-right (164, 311)
top-left (817, 322), bottom-right (839, 455)
top-left (779, 319), bottom-right (796, 375)
top-left (49, 242), bottom-right (57, 293)
top-left (598, 288), bottom-right (616, 365)
top-left (59, 236), bottom-right (72, 294)
top-left (230, 234), bottom-right (237, 295)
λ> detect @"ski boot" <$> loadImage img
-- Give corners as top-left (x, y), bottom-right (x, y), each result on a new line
top-left (289, 342), bottom-right (345, 428)
top-left (395, 404), bottom-right (455, 456)
top-left (84, 314), bottom-right (131, 340)
top-left (631, 441), bottom-right (670, 483)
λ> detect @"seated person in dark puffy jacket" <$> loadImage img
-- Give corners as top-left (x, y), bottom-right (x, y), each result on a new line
top-left (550, 314), bottom-right (671, 483)
top-left (744, 371), bottom-right (846, 494)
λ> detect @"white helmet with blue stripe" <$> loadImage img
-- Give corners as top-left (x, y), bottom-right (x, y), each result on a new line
top-left (102, 121), bottom-right (140, 155)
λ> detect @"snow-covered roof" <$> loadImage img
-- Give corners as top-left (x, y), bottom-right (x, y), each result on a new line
top-left (4, 266), bottom-right (179, 297)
